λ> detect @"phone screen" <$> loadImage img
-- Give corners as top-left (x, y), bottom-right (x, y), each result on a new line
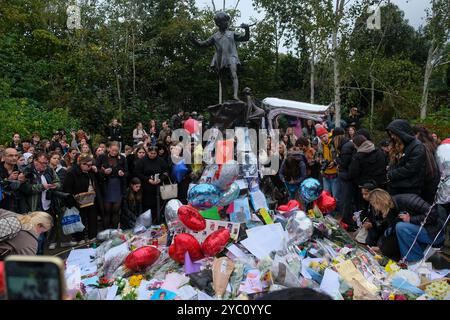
top-left (5, 260), bottom-right (63, 300)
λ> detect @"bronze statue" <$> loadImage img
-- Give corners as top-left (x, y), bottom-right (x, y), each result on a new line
top-left (189, 11), bottom-right (250, 101)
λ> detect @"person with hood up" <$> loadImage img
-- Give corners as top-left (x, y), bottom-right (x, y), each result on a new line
top-left (347, 135), bottom-right (387, 189)
top-left (386, 119), bottom-right (426, 196)
top-left (279, 139), bottom-right (308, 200)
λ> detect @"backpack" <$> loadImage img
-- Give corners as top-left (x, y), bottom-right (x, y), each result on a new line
top-left (0, 215), bottom-right (22, 242)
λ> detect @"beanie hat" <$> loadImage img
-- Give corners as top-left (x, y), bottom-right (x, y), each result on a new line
top-left (316, 127), bottom-right (329, 138)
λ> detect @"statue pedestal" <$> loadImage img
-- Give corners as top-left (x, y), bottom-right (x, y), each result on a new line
top-left (208, 100), bottom-right (249, 131)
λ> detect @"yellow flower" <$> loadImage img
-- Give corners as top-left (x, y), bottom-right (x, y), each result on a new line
top-left (388, 293), bottom-right (395, 300)
top-left (129, 274), bottom-right (144, 287)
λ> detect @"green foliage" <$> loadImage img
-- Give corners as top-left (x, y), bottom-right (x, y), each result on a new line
top-left (413, 106), bottom-right (450, 139)
top-left (0, 98), bottom-right (81, 145)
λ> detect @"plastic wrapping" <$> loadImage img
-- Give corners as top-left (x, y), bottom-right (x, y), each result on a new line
top-left (285, 210), bottom-right (314, 246)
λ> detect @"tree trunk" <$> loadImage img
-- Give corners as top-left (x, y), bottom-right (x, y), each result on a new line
top-left (275, 19), bottom-right (279, 83)
top-left (310, 45), bottom-right (315, 104)
top-left (420, 45), bottom-right (435, 120)
top-left (332, 0), bottom-right (345, 128)
top-left (370, 75), bottom-right (375, 131)
top-left (116, 73), bottom-right (122, 121)
top-left (132, 28), bottom-right (136, 96)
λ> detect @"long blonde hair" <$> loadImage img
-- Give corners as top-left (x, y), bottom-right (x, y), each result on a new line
top-left (368, 189), bottom-right (394, 218)
top-left (17, 211), bottom-right (53, 232)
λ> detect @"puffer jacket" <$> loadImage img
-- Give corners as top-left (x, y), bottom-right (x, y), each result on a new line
top-left (386, 120), bottom-right (426, 195)
top-left (393, 194), bottom-right (449, 240)
top-left (346, 140), bottom-right (387, 186)
top-left (336, 138), bottom-right (355, 180)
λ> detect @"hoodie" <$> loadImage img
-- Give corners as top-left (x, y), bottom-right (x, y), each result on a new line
top-left (386, 120), bottom-right (426, 195)
top-left (346, 140), bottom-right (387, 186)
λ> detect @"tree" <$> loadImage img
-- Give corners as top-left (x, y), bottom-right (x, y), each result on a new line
top-left (420, 0), bottom-right (450, 119)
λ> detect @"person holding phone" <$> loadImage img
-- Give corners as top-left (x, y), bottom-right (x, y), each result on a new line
top-left (96, 142), bottom-right (128, 229)
top-left (134, 146), bottom-right (168, 224)
top-left (18, 152), bottom-right (60, 254)
top-left (0, 148), bottom-right (21, 212)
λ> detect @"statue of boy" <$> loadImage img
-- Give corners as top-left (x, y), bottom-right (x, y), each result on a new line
top-left (189, 11), bottom-right (250, 101)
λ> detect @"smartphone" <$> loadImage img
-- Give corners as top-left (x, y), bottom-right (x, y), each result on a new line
top-left (4, 255), bottom-right (66, 300)
top-left (155, 173), bottom-right (160, 181)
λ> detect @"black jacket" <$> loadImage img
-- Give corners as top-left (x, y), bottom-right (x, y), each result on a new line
top-left (107, 125), bottom-right (123, 142)
top-left (63, 164), bottom-right (101, 209)
top-left (336, 139), bottom-right (355, 179)
top-left (96, 153), bottom-right (128, 196)
top-left (393, 194), bottom-right (449, 240)
top-left (134, 156), bottom-right (168, 207)
top-left (0, 162), bottom-right (20, 211)
top-left (386, 120), bottom-right (426, 195)
top-left (346, 141), bottom-right (387, 186)
top-left (121, 189), bottom-right (143, 230)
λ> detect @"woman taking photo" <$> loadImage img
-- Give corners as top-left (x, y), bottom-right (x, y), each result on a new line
top-left (63, 154), bottom-right (100, 244)
top-left (133, 122), bottom-right (148, 145)
top-left (121, 178), bottom-right (143, 230)
top-left (134, 146), bottom-right (168, 224)
top-left (97, 142), bottom-right (127, 229)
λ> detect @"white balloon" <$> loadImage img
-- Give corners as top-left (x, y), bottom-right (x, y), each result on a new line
top-left (436, 144), bottom-right (450, 204)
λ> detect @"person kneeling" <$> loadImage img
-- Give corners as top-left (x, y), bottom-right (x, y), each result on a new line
top-left (120, 178), bottom-right (143, 230)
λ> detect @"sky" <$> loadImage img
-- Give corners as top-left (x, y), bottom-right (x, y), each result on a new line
top-left (195, 0), bottom-right (431, 29)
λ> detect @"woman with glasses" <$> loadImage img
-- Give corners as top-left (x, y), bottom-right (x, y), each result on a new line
top-left (63, 154), bottom-right (100, 244)
top-left (96, 141), bottom-right (127, 229)
top-left (134, 146), bottom-right (168, 224)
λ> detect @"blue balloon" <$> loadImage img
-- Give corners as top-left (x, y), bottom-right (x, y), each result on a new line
top-left (300, 178), bottom-right (322, 203)
top-left (188, 183), bottom-right (221, 210)
top-left (172, 159), bottom-right (189, 183)
top-left (218, 182), bottom-right (240, 207)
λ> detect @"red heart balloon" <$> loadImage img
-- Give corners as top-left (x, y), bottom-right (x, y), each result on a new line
top-left (178, 205), bottom-right (206, 231)
top-left (201, 229), bottom-right (231, 257)
top-left (313, 191), bottom-right (336, 214)
top-left (169, 233), bottom-right (204, 263)
top-left (277, 200), bottom-right (300, 212)
top-left (124, 246), bottom-right (161, 271)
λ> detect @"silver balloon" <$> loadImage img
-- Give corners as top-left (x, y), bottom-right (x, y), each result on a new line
top-left (97, 229), bottom-right (121, 241)
top-left (436, 144), bottom-right (450, 204)
top-left (285, 210), bottom-right (313, 245)
top-left (133, 209), bottom-right (153, 234)
top-left (218, 182), bottom-right (240, 207)
top-left (164, 199), bottom-right (183, 230)
top-left (212, 160), bottom-right (240, 191)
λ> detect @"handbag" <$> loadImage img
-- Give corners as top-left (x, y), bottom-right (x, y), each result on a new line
top-left (160, 177), bottom-right (178, 200)
top-left (74, 191), bottom-right (96, 208)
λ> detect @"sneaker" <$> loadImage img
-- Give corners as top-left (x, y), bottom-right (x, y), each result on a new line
top-left (88, 238), bottom-right (96, 243)
top-left (48, 243), bottom-right (57, 250)
top-left (61, 241), bottom-right (78, 248)
top-left (77, 240), bottom-right (86, 245)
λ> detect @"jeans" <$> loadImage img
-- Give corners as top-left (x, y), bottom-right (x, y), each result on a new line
top-left (396, 222), bottom-right (445, 262)
top-left (37, 233), bottom-right (46, 255)
top-left (339, 179), bottom-right (356, 223)
top-left (323, 176), bottom-right (340, 201)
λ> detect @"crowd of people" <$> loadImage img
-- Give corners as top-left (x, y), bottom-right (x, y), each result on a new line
top-left (1, 106), bottom-right (449, 264)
